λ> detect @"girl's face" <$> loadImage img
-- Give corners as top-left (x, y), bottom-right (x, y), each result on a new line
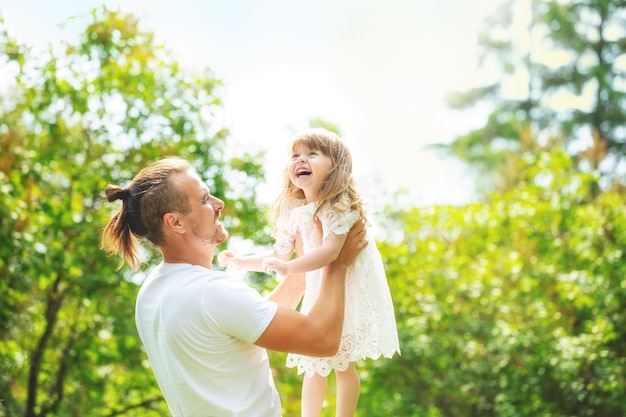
top-left (288, 142), bottom-right (333, 202)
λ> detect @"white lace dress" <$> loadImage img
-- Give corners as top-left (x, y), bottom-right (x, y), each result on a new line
top-left (276, 202), bottom-right (400, 377)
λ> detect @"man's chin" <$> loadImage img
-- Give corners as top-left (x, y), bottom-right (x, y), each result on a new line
top-left (193, 226), bottom-right (227, 246)
top-left (217, 230), bottom-right (228, 245)
top-left (212, 223), bottom-right (228, 245)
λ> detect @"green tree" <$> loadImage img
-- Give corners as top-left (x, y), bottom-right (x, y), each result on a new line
top-left (440, 0), bottom-right (626, 193)
top-left (0, 7), bottom-right (266, 416)
top-left (363, 144), bottom-right (626, 416)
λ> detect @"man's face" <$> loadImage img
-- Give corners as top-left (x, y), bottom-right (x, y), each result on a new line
top-left (178, 169), bottom-right (228, 246)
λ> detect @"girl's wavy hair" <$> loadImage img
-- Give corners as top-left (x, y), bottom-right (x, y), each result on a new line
top-left (270, 129), bottom-right (366, 224)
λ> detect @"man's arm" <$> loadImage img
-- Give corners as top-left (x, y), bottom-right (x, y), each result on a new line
top-left (266, 230), bottom-right (306, 309)
top-left (266, 273), bottom-right (306, 310)
top-left (255, 220), bottom-right (367, 356)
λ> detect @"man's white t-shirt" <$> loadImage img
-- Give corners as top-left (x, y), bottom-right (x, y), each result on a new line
top-left (135, 262), bottom-right (281, 417)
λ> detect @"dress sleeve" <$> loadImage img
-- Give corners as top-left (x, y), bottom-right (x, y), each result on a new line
top-left (320, 207), bottom-right (360, 236)
top-left (273, 206), bottom-right (297, 255)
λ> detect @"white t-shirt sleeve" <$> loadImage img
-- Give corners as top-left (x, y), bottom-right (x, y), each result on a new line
top-left (203, 275), bottom-right (278, 343)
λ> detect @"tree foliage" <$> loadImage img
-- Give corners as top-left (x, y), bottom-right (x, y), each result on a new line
top-left (2, 5), bottom-right (625, 417)
top-left (439, 0), bottom-right (626, 193)
top-left (0, 7), bottom-right (266, 416)
top-left (360, 145), bottom-right (626, 416)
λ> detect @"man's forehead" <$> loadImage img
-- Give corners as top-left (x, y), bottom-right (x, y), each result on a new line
top-left (173, 169), bottom-right (207, 189)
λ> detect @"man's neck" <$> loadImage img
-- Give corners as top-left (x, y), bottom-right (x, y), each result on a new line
top-left (161, 245), bottom-right (214, 270)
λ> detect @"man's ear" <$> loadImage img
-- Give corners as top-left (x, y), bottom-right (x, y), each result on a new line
top-left (163, 212), bottom-right (186, 234)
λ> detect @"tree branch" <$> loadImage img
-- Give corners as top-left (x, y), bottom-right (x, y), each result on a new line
top-left (25, 271), bottom-right (67, 417)
top-left (105, 397), bottom-right (164, 417)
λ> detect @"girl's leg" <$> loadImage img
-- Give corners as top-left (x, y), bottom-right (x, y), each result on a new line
top-left (335, 362), bottom-right (360, 417)
top-left (301, 372), bottom-right (328, 417)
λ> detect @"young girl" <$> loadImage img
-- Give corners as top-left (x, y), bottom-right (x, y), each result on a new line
top-left (218, 129), bottom-right (400, 417)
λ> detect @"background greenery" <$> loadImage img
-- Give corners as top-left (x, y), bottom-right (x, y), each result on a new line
top-left (1, 1), bottom-right (625, 416)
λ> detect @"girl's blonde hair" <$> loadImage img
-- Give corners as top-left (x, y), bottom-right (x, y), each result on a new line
top-left (270, 129), bottom-right (366, 224)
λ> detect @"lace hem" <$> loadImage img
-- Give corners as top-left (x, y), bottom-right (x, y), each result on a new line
top-left (285, 330), bottom-right (400, 377)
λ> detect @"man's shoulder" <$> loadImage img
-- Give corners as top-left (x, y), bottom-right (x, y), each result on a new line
top-left (140, 263), bottom-right (235, 294)
top-left (154, 262), bottom-right (227, 278)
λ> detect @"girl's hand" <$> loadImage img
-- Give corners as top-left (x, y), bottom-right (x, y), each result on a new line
top-left (262, 257), bottom-right (288, 276)
top-left (218, 250), bottom-right (238, 268)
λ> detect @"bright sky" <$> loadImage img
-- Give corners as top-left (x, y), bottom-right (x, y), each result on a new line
top-left (0, 0), bottom-right (500, 207)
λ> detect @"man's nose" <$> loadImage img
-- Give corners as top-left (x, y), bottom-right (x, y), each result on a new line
top-left (213, 197), bottom-right (225, 210)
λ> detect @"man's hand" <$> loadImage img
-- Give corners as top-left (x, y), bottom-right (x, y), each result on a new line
top-left (331, 220), bottom-right (368, 270)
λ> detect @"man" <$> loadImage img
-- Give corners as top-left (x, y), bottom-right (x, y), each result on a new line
top-left (100, 157), bottom-right (367, 416)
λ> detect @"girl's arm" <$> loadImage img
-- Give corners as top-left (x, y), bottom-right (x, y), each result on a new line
top-left (218, 248), bottom-right (280, 272)
top-left (218, 227), bottom-right (297, 272)
top-left (263, 232), bottom-right (347, 276)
